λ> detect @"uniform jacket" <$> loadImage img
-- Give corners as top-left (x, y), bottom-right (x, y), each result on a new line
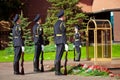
top-left (12, 24), bottom-right (24, 47)
top-left (33, 23), bottom-right (43, 45)
top-left (74, 33), bottom-right (81, 46)
top-left (54, 20), bottom-right (67, 44)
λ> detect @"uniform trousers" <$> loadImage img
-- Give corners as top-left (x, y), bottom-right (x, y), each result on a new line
top-left (34, 44), bottom-right (42, 71)
top-left (13, 46), bottom-right (22, 74)
top-left (55, 43), bottom-right (65, 73)
top-left (75, 46), bottom-right (81, 61)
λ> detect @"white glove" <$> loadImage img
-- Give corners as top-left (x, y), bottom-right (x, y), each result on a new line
top-left (41, 45), bottom-right (44, 51)
top-left (73, 45), bottom-right (75, 48)
top-left (55, 45), bottom-right (56, 48)
top-left (79, 45), bottom-right (82, 48)
top-left (22, 46), bottom-right (25, 52)
top-left (65, 44), bottom-right (68, 51)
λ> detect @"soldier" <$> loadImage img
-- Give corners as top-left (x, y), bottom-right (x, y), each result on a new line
top-left (33, 14), bottom-right (44, 72)
top-left (54, 10), bottom-right (68, 75)
top-left (12, 14), bottom-right (24, 75)
top-left (73, 25), bottom-right (81, 61)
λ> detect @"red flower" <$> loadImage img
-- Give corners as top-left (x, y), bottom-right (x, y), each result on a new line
top-left (82, 64), bottom-right (88, 69)
top-left (109, 73), bottom-right (114, 77)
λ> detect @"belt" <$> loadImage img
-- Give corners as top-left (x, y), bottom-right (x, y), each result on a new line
top-left (35, 35), bottom-right (38, 37)
top-left (14, 36), bottom-right (18, 38)
top-left (75, 39), bottom-right (79, 41)
top-left (56, 34), bottom-right (62, 36)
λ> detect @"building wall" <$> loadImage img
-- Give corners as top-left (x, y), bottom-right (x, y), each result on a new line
top-left (22, 0), bottom-right (50, 24)
top-left (92, 0), bottom-right (120, 12)
top-left (113, 11), bottom-right (120, 42)
top-left (77, 0), bottom-right (93, 12)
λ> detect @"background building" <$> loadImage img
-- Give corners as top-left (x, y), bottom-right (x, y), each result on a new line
top-left (77, 0), bottom-right (120, 42)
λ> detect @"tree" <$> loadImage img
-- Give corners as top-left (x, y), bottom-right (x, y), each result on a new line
top-left (19, 12), bottom-right (32, 46)
top-left (43, 0), bottom-right (88, 43)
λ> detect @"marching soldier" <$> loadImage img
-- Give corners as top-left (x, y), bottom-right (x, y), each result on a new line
top-left (54, 10), bottom-right (68, 75)
top-left (33, 14), bottom-right (44, 72)
top-left (12, 14), bottom-right (24, 75)
top-left (73, 25), bottom-right (81, 61)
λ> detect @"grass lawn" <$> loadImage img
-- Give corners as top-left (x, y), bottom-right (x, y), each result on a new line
top-left (0, 50), bottom-right (87, 62)
top-left (0, 44), bottom-right (120, 62)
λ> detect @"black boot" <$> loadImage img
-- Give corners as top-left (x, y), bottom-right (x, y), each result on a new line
top-left (14, 62), bottom-right (20, 75)
top-left (55, 61), bottom-right (63, 75)
top-left (34, 60), bottom-right (41, 72)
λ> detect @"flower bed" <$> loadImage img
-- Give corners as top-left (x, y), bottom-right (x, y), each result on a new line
top-left (61, 64), bottom-right (120, 78)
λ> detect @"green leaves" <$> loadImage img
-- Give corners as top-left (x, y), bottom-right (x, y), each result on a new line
top-left (64, 65), bottom-right (109, 76)
top-left (19, 11), bottom-right (33, 46)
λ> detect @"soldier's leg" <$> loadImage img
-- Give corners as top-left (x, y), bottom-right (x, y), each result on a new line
top-left (55, 44), bottom-right (64, 75)
top-left (75, 46), bottom-right (81, 61)
top-left (13, 47), bottom-right (22, 74)
top-left (33, 45), bottom-right (41, 72)
top-left (37, 44), bottom-right (42, 70)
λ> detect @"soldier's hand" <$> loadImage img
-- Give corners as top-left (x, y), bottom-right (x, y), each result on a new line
top-left (79, 45), bottom-right (82, 48)
top-left (73, 45), bottom-right (75, 48)
top-left (65, 44), bottom-right (68, 51)
top-left (55, 45), bottom-right (56, 48)
top-left (22, 46), bottom-right (25, 52)
top-left (41, 45), bottom-right (44, 51)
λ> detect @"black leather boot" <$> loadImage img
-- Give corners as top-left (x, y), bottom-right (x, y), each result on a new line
top-left (55, 61), bottom-right (63, 75)
top-left (14, 62), bottom-right (20, 75)
top-left (34, 60), bottom-right (41, 72)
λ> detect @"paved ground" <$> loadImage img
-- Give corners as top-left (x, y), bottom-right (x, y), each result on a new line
top-left (0, 60), bottom-right (120, 80)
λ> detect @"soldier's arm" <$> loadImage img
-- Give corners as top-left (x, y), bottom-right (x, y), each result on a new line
top-left (61, 22), bottom-right (67, 44)
top-left (16, 26), bottom-right (22, 36)
top-left (60, 22), bottom-right (66, 33)
top-left (38, 27), bottom-right (43, 36)
top-left (41, 28), bottom-right (44, 45)
top-left (33, 25), bottom-right (37, 35)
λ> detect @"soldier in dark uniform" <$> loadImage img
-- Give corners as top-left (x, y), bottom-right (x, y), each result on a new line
top-left (12, 14), bottom-right (24, 75)
top-left (73, 25), bottom-right (81, 61)
top-left (54, 10), bottom-right (68, 75)
top-left (33, 14), bottom-right (44, 72)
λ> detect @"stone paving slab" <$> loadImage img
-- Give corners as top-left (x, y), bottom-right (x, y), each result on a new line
top-left (0, 60), bottom-right (120, 80)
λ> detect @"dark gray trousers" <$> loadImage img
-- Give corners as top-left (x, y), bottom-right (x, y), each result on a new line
top-left (75, 46), bottom-right (81, 61)
top-left (13, 46), bottom-right (22, 73)
top-left (55, 43), bottom-right (65, 73)
top-left (34, 44), bottom-right (42, 70)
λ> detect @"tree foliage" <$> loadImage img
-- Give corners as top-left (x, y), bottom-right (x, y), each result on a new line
top-left (19, 11), bottom-right (32, 46)
top-left (43, 0), bottom-right (88, 42)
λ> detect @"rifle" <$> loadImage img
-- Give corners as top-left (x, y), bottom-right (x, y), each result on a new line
top-left (74, 47), bottom-right (75, 61)
top-left (21, 52), bottom-right (24, 75)
top-left (41, 51), bottom-right (44, 72)
top-left (64, 51), bottom-right (68, 75)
